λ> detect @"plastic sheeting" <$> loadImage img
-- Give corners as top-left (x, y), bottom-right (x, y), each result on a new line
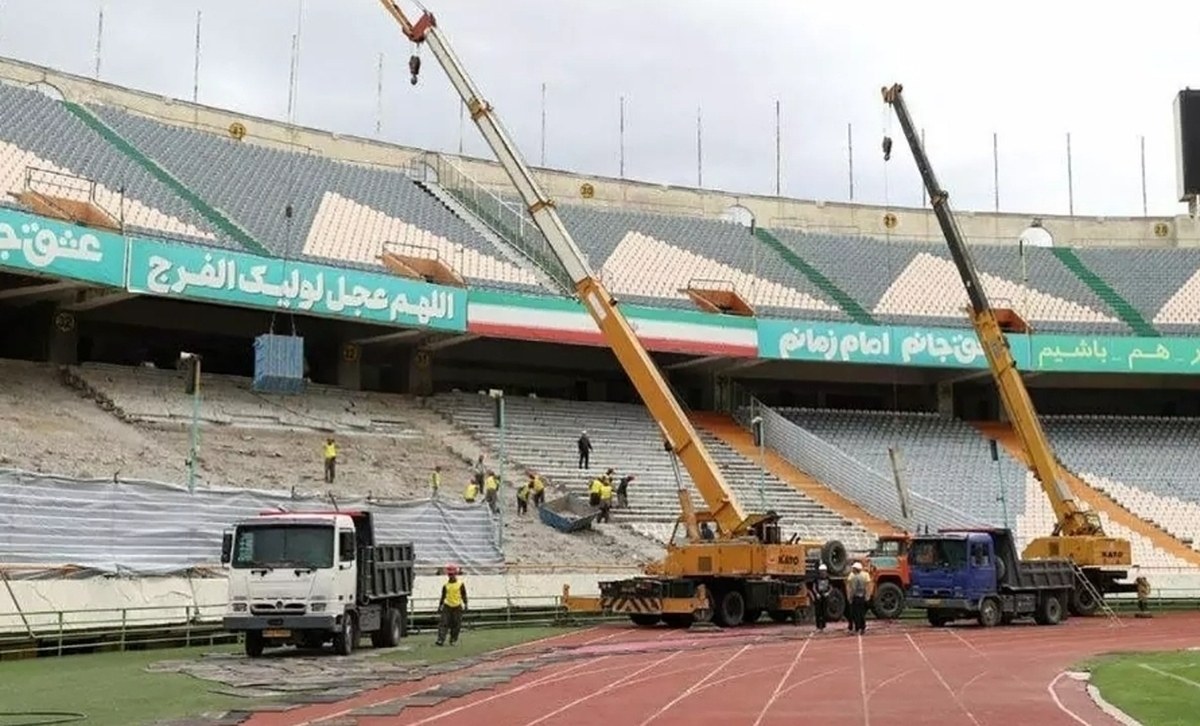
top-left (0, 468), bottom-right (503, 576)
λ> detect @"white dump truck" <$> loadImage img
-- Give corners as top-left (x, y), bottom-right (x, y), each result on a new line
top-left (221, 509), bottom-right (415, 657)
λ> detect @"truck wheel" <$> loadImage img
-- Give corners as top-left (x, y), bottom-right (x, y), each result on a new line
top-left (373, 608), bottom-right (403, 648)
top-left (1070, 586), bottom-right (1101, 617)
top-left (244, 631), bottom-right (265, 658)
top-left (629, 613), bottom-right (660, 627)
top-left (1035, 595), bottom-right (1063, 626)
top-left (825, 588), bottom-right (847, 622)
top-left (744, 608), bottom-right (763, 624)
top-left (821, 541), bottom-right (849, 576)
top-left (715, 589), bottom-right (746, 627)
top-left (977, 597), bottom-right (1002, 627)
top-left (333, 614), bottom-right (357, 656)
top-left (871, 582), bottom-right (906, 620)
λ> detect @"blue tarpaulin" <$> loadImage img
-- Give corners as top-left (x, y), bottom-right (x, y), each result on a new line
top-left (253, 333), bottom-right (305, 394)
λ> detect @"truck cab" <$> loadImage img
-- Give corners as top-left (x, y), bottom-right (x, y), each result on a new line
top-left (864, 534), bottom-right (911, 619)
top-left (906, 528), bottom-right (1074, 627)
top-left (222, 510), bottom-right (413, 656)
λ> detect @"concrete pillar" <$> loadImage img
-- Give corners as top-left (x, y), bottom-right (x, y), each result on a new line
top-left (47, 308), bottom-right (78, 365)
top-left (936, 380), bottom-right (954, 418)
top-left (337, 342), bottom-right (362, 391)
top-left (408, 347), bottom-right (434, 396)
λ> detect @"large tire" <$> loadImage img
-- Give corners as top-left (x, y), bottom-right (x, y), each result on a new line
top-left (824, 588), bottom-right (847, 622)
top-left (1034, 594), bottom-right (1064, 626)
top-left (715, 589), bottom-right (746, 627)
top-left (871, 582), bottom-right (906, 620)
top-left (244, 631), bottom-right (264, 658)
top-left (629, 613), bottom-right (661, 627)
top-left (822, 541), bottom-right (849, 576)
top-left (1070, 585), bottom-right (1101, 617)
top-left (372, 608), bottom-right (403, 648)
top-left (977, 597), bottom-right (1002, 628)
top-left (332, 614), bottom-right (357, 656)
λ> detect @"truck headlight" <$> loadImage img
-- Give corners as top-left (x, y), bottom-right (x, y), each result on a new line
top-left (310, 602), bottom-right (327, 612)
top-left (231, 602), bottom-right (248, 612)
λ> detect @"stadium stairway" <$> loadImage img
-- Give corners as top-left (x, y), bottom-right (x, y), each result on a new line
top-left (973, 421), bottom-right (1200, 565)
top-left (752, 228), bottom-right (877, 325)
top-left (1049, 247), bottom-right (1158, 336)
top-left (691, 411), bottom-right (897, 537)
top-left (60, 102), bottom-right (269, 256)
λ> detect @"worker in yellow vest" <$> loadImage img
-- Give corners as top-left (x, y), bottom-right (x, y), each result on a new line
top-left (436, 564), bottom-right (468, 646)
top-left (484, 471), bottom-right (500, 514)
top-left (588, 477), bottom-right (603, 507)
top-left (516, 481), bottom-right (531, 515)
top-left (463, 480), bottom-right (479, 503)
top-left (598, 479), bottom-right (614, 523)
top-left (528, 472), bottom-right (546, 507)
top-left (323, 438), bottom-right (337, 484)
top-left (430, 465), bottom-right (442, 500)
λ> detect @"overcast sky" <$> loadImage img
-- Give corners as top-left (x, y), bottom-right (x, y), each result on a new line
top-left (0, 0), bottom-right (1194, 219)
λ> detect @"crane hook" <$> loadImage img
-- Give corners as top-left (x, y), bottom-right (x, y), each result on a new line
top-left (409, 54), bottom-right (422, 85)
top-left (882, 136), bottom-right (893, 162)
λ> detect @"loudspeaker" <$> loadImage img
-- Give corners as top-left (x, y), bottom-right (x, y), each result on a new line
top-left (1174, 90), bottom-right (1200, 201)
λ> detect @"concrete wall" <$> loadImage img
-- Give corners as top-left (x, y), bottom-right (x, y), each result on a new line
top-left (0, 56), bottom-right (1194, 249)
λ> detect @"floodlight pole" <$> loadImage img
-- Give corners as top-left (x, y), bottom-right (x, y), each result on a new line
top-left (182, 353), bottom-right (202, 494)
top-left (751, 410), bottom-right (766, 511)
top-left (490, 389), bottom-right (506, 550)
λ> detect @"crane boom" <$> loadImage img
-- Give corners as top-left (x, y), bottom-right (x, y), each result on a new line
top-left (880, 84), bottom-right (1103, 538)
top-left (377, 1), bottom-right (749, 537)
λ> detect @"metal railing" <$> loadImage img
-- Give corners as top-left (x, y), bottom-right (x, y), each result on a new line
top-left (417, 153), bottom-right (572, 293)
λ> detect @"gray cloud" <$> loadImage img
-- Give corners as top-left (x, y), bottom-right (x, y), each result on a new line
top-left (0, 0), bottom-right (1191, 221)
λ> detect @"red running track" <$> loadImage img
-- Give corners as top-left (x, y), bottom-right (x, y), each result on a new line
top-left (245, 613), bottom-right (1200, 726)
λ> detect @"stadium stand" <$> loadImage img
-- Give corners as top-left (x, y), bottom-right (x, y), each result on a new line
top-left (0, 359), bottom-right (657, 566)
top-left (766, 228), bottom-right (1133, 335)
top-left (554, 204), bottom-right (846, 319)
top-left (776, 408), bottom-right (1029, 527)
top-left (0, 81), bottom-right (221, 244)
top-left (84, 104), bottom-right (549, 293)
top-left (430, 392), bottom-right (876, 551)
top-left (1070, 247), bottom-right (1200, 334)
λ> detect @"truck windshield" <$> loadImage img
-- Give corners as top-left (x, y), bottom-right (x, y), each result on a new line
top-left (232, 524), bottom-right (334, 570)
top-left (908, 539), bottom-right (968, 570)
top-left (872, 539), bottom-right (902, 557)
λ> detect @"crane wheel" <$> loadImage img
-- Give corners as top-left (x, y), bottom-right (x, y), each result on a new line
top-left (821, 541), bottom-right (849, 576)
top-left (824, 588), bottom-right (847, 622)
top-left (715, 589), bottom-right (746, 627)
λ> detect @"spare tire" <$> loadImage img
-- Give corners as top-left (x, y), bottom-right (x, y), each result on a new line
top-left (821, 540), bottom-right (849, 576)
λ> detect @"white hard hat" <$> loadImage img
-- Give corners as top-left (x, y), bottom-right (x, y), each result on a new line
top-left (852, 562), bottom-right (863, 571)
top-left (818, 563), bottom-right (828, 571)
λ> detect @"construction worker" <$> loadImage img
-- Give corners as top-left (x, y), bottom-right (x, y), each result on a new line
top-left (436, 565), bottom-right (468, 646)
top-left (323, 438), bottom-right (337, 484)
top-left (597, 477), bottom-right (614, 523)
top-left (463, 479), bottom-right (479, 503)
top-left (1135, 569), bottom-right (1152, 617)
top-left (577, 430), bottom-right (592, 469)
top-left (472, 455), bottom-right (486, 486)
top-left (516, 480), bottom-right (530, 515)
top-left (616, 474), bottom-right (634, 508)
top-left (430, 465), bottom-right (442, 500)
top-left (699, 521), bottom-right (715, 541)
top-left (845, 561), bottom-right (872, 635)
top-left (588, 476), bottom-right (603, 508)
top-left (529, 472), bottom-right (546, 507)
top-left (811, 563), bottom-right (832, 631)
top-left (483, 470), bottom-right (500, 514)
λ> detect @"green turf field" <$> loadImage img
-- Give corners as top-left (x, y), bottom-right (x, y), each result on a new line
top-left (0, 626), bottom-right (566, 726)
top-left (1086, 650), bottom-right (1200, 726)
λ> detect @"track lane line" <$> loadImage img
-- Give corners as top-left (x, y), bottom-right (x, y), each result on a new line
top-left (750, 633), bottom-right (813, 726)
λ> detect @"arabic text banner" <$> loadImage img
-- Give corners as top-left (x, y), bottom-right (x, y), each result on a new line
top-left (756, 319), bottom-right (1032, 370)
top-left (1032, 334), bottom-right (1200, 374)
top-left (125, 240), bottom-right (466, 332)
top-left (0, 207), bottom-right (127, 287)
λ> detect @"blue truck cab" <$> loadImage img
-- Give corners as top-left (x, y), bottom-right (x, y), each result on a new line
top-left (907, 528), bottom-right (1076, 627)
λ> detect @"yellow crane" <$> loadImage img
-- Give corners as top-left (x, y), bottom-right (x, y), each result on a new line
top-left (376, 1), bottom-right (850, 627)
top-left (881, 83), bottom-right (1134, 615)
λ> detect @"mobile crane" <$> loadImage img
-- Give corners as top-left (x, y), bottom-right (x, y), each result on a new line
top-left (376, 1), bottom-right (849, 627)
top-left (880, 84), bottom-right (1135, 615)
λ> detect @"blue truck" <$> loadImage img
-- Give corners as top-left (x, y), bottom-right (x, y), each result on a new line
top-left (906, 528), bottom-right (1077, 627)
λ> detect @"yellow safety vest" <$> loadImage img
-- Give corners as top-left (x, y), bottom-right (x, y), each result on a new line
top-left (518, 485), bottom-right (530, 500)
top-left (323, 443), bottom-right (337, 459)
top-left (599, 484), bottom-right (613, 501)
top-left (442, 580), bottom-right (464, 608)
top-left (589, 479), bottom-right (602, 495)
top-left (532, 477), bottom-right (545, 493)
top-left (485, 475), bottom-right (499, 492)
top-left (464, 483), bottom-right (478, 501)
top-left (431, 471), bottom-right (441, 491)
